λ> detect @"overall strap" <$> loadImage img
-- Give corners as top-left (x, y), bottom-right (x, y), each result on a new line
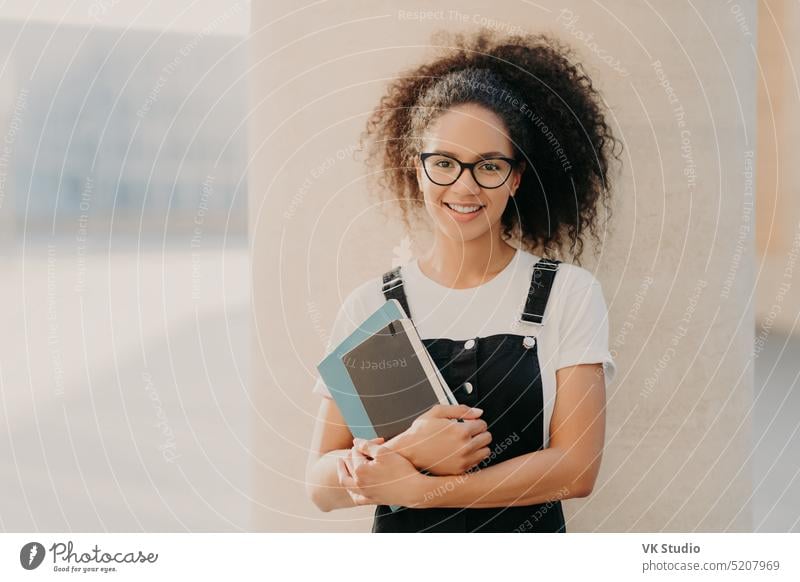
top-left (381, 266), bottom-right (412, 320)
top-left (519, 258), bottom-right (562, 325)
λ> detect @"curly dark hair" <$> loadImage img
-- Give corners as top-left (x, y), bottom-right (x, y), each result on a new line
top-left (359, 28), bottom-right (623, 265)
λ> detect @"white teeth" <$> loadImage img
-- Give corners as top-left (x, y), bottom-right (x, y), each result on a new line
top-left (446, 203), bottom-right (483, 214)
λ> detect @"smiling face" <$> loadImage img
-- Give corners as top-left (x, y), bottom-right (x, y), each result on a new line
top-left (414, 103), bottom-right (525, 244)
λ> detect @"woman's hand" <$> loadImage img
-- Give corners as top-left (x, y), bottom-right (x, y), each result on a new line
top-left (384, 404), bottom-right (492, 476)
top-left (337, 437), bottom-right (428, 508)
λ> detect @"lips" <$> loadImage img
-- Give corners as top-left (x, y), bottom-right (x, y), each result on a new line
top-left (442, 201), bottom-right (486, 223)
top-left (444, 202), bottom-right (485, 214)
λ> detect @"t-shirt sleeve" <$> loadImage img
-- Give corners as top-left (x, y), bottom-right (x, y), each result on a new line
top-left (556, 278), bottom-right (617, 385)
top-left (311, 289), bottom-right (365, 399)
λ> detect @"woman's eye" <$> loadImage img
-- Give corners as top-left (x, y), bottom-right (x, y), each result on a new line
top-left (435, 160), bottom-right (453, 168)
top-left (480, 162), bottom-right (499, 171)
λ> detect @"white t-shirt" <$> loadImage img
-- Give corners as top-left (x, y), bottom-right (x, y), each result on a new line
top-left (312, 249), bottom-right (616, 448)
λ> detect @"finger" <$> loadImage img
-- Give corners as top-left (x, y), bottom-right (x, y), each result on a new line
top-left (343, 454), bottom-right (354, 476)
top-left (457, 405), bottom-right (484, 419)
top-left (425, 403), bottom-right (483, 420)
top-left (465, 446), bottom-right (492, 469)
top-left (353, 437), bottom-right (386, 459)
top-left (349, 446), bottom-right (369, 473)
top-left (346, 450), bottom-right (371, 477)
top-left (354, 437), bottom-right (386, 459)
top-left (462, 419), bottom-right (489, 437)
top-left (468, 430), bottom-right (493, 450)
top-left (339, 458), bottom-right (372, 504)
top-left (352, 436), bottom-right (384, 449)
top-left (344, 482), bottom-right (369, 506)
top-left (337, 457), bottom-right (356, 488)
top-left (349, 492), bottom-right (372, 506)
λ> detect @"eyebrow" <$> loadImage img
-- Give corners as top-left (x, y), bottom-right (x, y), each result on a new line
top-left (432, 150), bottom-right (512, 159)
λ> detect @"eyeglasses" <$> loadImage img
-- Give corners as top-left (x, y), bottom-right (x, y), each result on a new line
top-left (419, 152), bottom-right (518, 189)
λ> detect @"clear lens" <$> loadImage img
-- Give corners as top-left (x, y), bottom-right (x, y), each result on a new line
top-left (423, 154), bottom-right (462, 184)
top-left (473, 159), bottom-right (512, 188)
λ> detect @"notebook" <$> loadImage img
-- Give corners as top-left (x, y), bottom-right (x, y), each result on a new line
top-left (341, 317), bottom-right (452, 439)
top-left (317, 299), bottom-right (456, 440)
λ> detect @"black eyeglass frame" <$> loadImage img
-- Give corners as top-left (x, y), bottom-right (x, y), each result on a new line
top-left (419, 152), bottom-right (520, 189)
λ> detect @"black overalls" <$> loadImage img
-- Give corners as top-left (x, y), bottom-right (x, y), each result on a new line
top-left (373, 257), bottom-right (566, 533)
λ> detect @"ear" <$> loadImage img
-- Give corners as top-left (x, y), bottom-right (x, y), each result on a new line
top-left (414, 157), bottom-right (424, 190)
top-left (511, 160), bottom-right (526, 195)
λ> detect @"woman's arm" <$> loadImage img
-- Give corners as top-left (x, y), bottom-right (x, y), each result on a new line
top-left (305, 398), bottom-right (492, 511)
top-left (341, 363), bottom-right (606, 509)
top-left (413, 363), bottom-right (606, 508)
top-left (305, 398), bottom-right (360, 512)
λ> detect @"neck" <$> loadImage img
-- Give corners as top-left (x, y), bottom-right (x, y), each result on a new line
top-left (419, 230), bottom-right (517, 289)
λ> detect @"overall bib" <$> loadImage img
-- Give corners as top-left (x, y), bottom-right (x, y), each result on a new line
top-left (373, 257), bottom-right (567, 533)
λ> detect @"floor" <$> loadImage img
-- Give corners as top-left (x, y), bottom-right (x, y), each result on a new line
top-left (752, 327), bottom-right (800, 531)
top-left (0, 235), bottom-right (251, 531)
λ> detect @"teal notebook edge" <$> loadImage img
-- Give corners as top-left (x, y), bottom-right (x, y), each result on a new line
top-left (316, 298), bottom-right (409, 513)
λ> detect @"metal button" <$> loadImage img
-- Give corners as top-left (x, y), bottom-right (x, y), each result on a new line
top-left (464, 339), bottom-right (476, 350)
top-left (463, 381), bottom-right (473, 394)
top-left (522, 336), bottom-right (536, 349)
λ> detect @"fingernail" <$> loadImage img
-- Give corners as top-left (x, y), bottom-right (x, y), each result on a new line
top-left (472, 408), bottom-right (483, 414)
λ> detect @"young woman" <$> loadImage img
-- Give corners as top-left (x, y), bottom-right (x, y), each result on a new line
top-left (306, 29), bottom-right (621, 533)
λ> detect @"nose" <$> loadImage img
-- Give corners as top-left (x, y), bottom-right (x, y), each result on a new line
top-left (449, 166), bottom-right (482, 196)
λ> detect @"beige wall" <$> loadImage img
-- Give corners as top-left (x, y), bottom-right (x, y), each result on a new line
top-left (247, 0), bottom-right (756, 531)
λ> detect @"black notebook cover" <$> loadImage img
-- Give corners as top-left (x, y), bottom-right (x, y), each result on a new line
top-left (341, 320), bottom-right (442, 440)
